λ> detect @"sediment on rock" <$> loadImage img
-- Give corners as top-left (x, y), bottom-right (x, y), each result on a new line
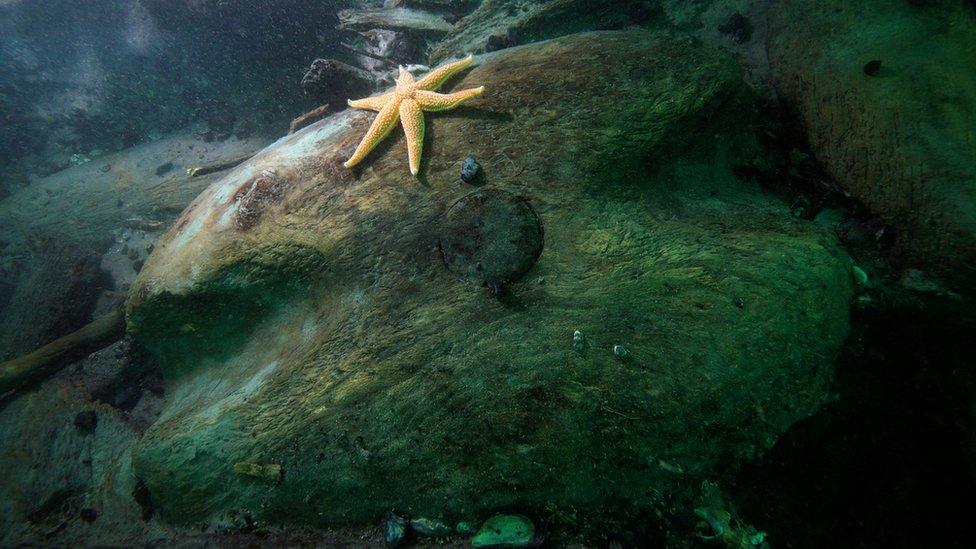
top-left (125, 30), bottom-right (854, 535)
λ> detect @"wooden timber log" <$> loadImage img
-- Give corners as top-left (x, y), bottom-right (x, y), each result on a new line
top-left (337, 7), bottom-right (454, 34)
top-left (186, 152), bottom-right (256, 177)
top-left (0, 308), bottom-right (125, 399)
top-left (391, 0), bottom-right (478, 13)
top-left (289, 104), bottom-right (331, 134)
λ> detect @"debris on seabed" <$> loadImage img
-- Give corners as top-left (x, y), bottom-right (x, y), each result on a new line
top-left (70, 153), bottom-right (91, 166)
top-left (694, 507), bottom-right (767, 548)
top-left (125, 217), bottom-right (165, 231)
top-left (385, 512), bottom-right (408, 548)
top-left (694, 481), bottom-right (769, 548)
top-left (186, 151), bottom-right (256, 177)
top-left (410, 517), bottom-right (452, 537)
top-left (288, 103), bottom-right (331, 134)
top-left (155, 161), bottom-right (174, 176)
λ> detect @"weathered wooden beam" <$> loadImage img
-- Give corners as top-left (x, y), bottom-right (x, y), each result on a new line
top-left (397, 0), bottom-right (477, 13)
top-left (0, 308), bottom-right (125, 399)
top-left (289, 104), bottom-right (330, 134)
top-left (337, 7), bottom-right (454, 34)
top-left (186, 152), bottom-right (255, 177)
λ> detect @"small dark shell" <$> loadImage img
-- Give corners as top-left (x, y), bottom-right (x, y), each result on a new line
top-left (74, 410), bottom-right (98, 433)
top-left (863, 59), bottom-right (882, 76)
top-left (79, 508), bottom-right (98, 523)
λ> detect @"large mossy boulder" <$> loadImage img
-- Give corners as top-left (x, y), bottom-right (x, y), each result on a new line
top-left (126, 30), bottom-right (854, 532)
top-left (767, 0), bottom-right (976, 289)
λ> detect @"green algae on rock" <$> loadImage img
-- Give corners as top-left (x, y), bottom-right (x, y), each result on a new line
top-left (767, 0), bottom-right (976, 290)
top-left (125, 30), bottom-right (854, 534)
top-left (232, 462), bottom-right (282, 483)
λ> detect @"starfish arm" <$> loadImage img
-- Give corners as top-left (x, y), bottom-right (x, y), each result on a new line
top-left (399, 98), bottom-right (425, 176)
top-left (347, 92), bottom-right (395, 112)
top-left (344, 97), bottom-right (402, 169)
top-left (397, 65), bottom-right (415, 88)
top-left (413, 87), bottom-right (485, 112)
top-left (415, 54), bottom-right (475, 91)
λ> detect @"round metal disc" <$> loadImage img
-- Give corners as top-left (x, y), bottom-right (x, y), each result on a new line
top-left (439, 188), bottom-right (544, 286)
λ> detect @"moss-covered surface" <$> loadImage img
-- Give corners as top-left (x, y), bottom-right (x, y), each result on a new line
top-left (767, 0), bottom-right (976, 289)
top-left (126, 30), bottom-right (854, 535)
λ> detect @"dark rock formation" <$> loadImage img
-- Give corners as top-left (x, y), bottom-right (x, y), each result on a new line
top-left (301, 59), bottom-right (375, 106)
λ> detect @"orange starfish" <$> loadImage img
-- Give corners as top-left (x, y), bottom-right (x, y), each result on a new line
top-left (344, 55), bottom-right (484, 176)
